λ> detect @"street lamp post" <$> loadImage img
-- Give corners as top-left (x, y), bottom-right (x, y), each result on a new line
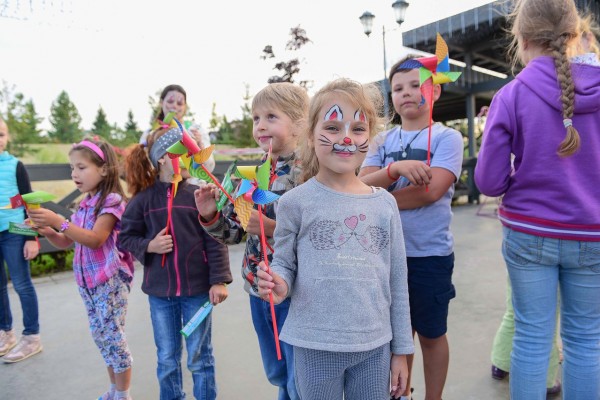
top-left (359, 1), bottom-right (409, 120)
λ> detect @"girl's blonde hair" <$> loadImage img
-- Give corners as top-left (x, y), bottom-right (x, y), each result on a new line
top-left (70, 137), bottom-right (127, 216)
top-left (580, 13), bottom-right (600, 56)
top-left (252, 82), bottom-right (309, 137)
top-left (300, 78), bottom-right (383, 182)
top-left (508, 0), bottom-right (581, 157)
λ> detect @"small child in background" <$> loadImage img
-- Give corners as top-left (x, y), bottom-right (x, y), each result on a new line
top-left (28, 137), bottom-right (134, 400)
top-left (257, 78), bottom-right (414, 400)
top-left (119, 127), bottom-right (231, 400)
top-left (0, 116), bottom-right (42, 363)
top-left (194, 82), bottom-right (308, 400)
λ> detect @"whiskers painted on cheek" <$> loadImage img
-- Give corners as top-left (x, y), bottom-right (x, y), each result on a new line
top-left (318, 134), bottom-right (333, 147)
top-left (358, 139), bottom-right (369, 153)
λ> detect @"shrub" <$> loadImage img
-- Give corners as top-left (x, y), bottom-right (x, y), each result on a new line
top-left (29, 250), bottom-right (74, 277)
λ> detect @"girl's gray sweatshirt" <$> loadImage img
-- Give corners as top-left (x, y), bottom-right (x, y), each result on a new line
top-left (270, 178), bottom-right (414, 355)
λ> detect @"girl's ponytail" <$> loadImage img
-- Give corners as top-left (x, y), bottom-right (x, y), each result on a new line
top-left (550, 34), bottom-right (580, 157)
top-left (124, 142), bottom-right (155, 196)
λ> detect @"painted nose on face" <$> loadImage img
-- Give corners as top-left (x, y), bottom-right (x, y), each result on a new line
top-left (343, 137), bottom-right (352, 145)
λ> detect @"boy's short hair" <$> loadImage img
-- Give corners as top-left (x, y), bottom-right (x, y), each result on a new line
top-left (251, 82), bottom-right (309, 124)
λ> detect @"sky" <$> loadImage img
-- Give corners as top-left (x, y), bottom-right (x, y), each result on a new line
top-left (1, 0), bottom-right (494, 132)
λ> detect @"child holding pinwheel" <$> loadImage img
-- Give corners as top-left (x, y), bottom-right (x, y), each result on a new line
top-left (194, 82), bottom-right (308, 400)
top-left (359, 48), bottom-right (464, 400)
top-left (119, 127), bottom-right (231, 400)
top-left (0, 117), bottom-right (42, 364)
top-left (256, 78), bottom-right (414, 400)
top-left (28, 137), bottom-right (134, 399)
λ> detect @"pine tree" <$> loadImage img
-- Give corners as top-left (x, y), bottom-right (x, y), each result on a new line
top-left (48, 91), bottom-right (82, 143)
top-left (122, 110), bottom-right (141, 145)
top-left (4, 93), bottom-right (43, 156)
top-left (91, 107), bottom-right (112, 140)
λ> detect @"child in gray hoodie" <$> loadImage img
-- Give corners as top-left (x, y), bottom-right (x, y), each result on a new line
top-left (257, 79), bottom-right (414, 400)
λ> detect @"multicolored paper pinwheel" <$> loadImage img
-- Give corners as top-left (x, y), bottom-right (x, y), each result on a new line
top-left (233, 158), bottom-right (280, 229)
top-left (166, 122), bottom-right (235, 205)
top-left (233, 157), bottom-right (283, 360)
top-left (1, 191), bottom-right (56, 238)
top-left (1, 191), bottom-right (56, 210)
top-left (398, 33), bottom-right (462, 168)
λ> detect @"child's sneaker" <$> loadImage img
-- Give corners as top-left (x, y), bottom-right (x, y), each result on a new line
top-left (98, 392), bottom-right (113, 400)
top-left (0, 329), bottom-right (17, 356)
top-left (3, 333), bottom-right (42, 363)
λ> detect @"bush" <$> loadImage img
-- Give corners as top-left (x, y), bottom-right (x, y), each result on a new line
top-left (29, 250), bottom-right (74, 277)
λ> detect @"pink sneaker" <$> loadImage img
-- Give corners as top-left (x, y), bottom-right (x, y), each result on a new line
top-left (3, 334), bottom-right (42, 363)
top-left (0, 329), bottom-right (17, 356)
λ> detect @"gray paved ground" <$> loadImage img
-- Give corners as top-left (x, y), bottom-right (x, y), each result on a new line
top-left (2, 201), bottom-right (537, 399)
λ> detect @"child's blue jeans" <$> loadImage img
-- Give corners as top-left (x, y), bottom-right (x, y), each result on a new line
top-left (0, 232), bottom-right (39, 335)
top-left (149, 294), bottom-right (216, 400)
top-left (503, 227), bottom-right (600, 399)
top-left (250, 295), bottom-right (299, 400)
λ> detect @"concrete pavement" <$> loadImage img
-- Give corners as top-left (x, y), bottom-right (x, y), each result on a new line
top-left (2, 201), bottom-right (523, 400)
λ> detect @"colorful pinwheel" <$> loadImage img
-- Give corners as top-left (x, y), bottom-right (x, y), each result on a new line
top-left (166, 123), bottom-right (235, 205)
top-left (398, 33), bottom-right (462, 168)
top-left (233, 157), bottom-right (283, 360)
top-left (1, 191), bottom-right (56, 238)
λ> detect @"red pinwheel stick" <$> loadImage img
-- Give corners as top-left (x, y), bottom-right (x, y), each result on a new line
top-left (426, 82), bottom-right (435, 193)
top-left (258, 204), bottom-right (282, 360)
top-left (200, 165), bottom-right (235, 204)
top-left (162, 186), bottom-right (174, 267)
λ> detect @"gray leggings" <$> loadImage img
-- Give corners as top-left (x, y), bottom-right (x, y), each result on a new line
top-left (293, 342), bottom-right (390, 400)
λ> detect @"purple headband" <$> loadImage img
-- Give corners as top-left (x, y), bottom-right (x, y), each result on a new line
top-left (75, 140), bottom-right (105, 161)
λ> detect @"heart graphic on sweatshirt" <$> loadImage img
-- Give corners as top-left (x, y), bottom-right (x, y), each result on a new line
top-left (344, 216), bottom-right (358, 231)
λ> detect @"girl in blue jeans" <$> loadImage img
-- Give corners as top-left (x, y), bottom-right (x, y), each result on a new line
top-left (119, 126), bottom-right (232, 400)
top-left (0, 117), bottom-right (42, 363)
top-left (475, 0), bottom-right (600, 398)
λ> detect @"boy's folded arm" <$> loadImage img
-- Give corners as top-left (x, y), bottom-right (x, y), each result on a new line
top-left (392, 167), bottom-right (456, 210)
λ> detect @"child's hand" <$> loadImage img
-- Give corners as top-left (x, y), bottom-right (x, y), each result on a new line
top-left (33, 226), bottom-right (56, 237)
top-left (393, 160), bottom-right (432, 186)
top-left (194, 184), bottom-right (219, 222)
top-left (256, 261), bottom-right (288, 304)
top-left (147, 227), bottom-right (173, 254)
top-left (27, 208), bottom-right (62, 229)
top-left (23, 240), bottom-right (39, 261)
top-left (209, 283), bottom-right (228, 305)
top-left (246, 211), bottom-right (275, 237)
top-left (390, 354), bottom-right (408, 399)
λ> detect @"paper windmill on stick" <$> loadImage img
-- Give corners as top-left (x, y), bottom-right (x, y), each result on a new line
top-left (234, 157), bottom-right (282, 360)
top-left (167, 126), bottom-right (235, 205)
top-left (398, 33), bottom-right (462, 169)
top-left (1, 191), bottom-right (56, 238)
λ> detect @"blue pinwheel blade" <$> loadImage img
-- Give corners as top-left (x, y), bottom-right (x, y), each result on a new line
top-left (237, 179), bottom-right (254, 197)
top-left (437, 55), bottom-right (450, 73)
top-left (252, 190), bottom-right (280, 205)
top-left (398, 59), bottom-right (424, 69)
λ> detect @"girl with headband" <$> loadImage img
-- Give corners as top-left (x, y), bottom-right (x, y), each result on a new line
top-left (28, 137), bottom-right (135, 400)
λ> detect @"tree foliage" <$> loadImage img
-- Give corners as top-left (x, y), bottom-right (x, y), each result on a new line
top-left (91, 106), bottom-right (112, 140)
top-left (121, 110), bottom-right (141, 146)
top-left (1, 85), bottom-right (43, 155)
top-left (48, 91), bottom-right (82, 143)
top-left (261, 25), bottom-right (312, 88)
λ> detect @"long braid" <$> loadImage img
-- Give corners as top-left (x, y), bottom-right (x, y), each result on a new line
top-left (550, 34), bottom-right (580, 157)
